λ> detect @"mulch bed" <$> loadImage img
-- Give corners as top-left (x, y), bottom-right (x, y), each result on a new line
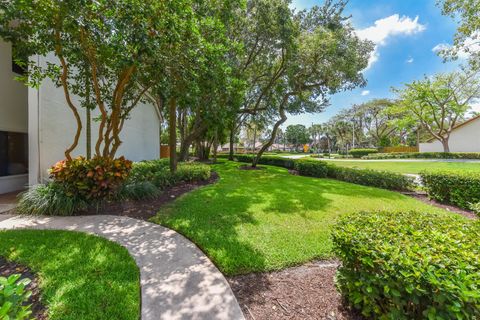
top-left (403, 192), bottom-right (478, 220)
top-left (77, 172), bottom-right (219, 220)
top-left (0, 257), bottom-right (47, 320)
top-left (228, 260), bottom-right (362, 320)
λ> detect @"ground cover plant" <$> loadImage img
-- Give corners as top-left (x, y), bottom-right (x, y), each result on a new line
top-left (152, 160), bottom-right (449, 275)
top-left (332, 211), bottom-right (479, 319)
top-left (321, 159), bottom-right (480, 174)
top-left (0, 230), bottom-right (140, 320)
top-left (0, 274), bottom-right (32, 320)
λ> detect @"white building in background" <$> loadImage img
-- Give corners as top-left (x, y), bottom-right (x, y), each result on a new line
top-left (419, 115), bottom-right (480, 152)
top-left (0, 40), bottom-right (161, 194)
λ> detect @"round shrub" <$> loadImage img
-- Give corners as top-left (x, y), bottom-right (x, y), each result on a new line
top-left (332, 211), bottom-right (480, 320)
top-left (349, 148), bottom-right (377, 158)
top-left (50, 156), bottom-right (132, 200)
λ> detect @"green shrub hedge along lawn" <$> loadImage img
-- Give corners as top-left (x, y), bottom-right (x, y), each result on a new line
top-left (421, 170), bottom-right (480, 213)
top-left (333, 211), bottom-right (479, 319)
top-left (0, 230), bottom-right (140, 320)
top-left (364, 152), bottom-right (480, 159)
top-left (321, 159), bottom-right (480, 174)
top-left (348, 148), bottom-right (378, 158)
top-left (152, 160), bottom-right (449, 275)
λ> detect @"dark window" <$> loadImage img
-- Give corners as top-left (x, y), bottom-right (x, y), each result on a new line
top-left (0, 131), bottom-right (28, 177)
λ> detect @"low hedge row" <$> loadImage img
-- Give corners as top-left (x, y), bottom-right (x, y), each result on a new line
top-left (294, 159), bottom-right (414, 191)
top-left (224, 154), bottom-right (414, 191)
top-left (349, 148), bottom-right (377, 158)
top-left (332, 211), bottom-right (480, 319)
top-left (420, 170), bottom-right (480, 212)
top-left (363, 152), bottom-right (480, 159)
top-left (217, 154), bottom-right (296, 169)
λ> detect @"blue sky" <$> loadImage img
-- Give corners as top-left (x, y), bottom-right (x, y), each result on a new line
top-left (284, 0), bottom-right (464, 127)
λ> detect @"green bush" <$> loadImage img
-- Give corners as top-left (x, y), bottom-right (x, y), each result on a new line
top-left (294, 159), bottom-right (329, 177)
top-left (349, 148), bottom-right (377, 158)
top-left (217, 154), bottom-right (296, 169)
top-left (327, 165), bottom-right (414, 191)
top-left (0, 274), bottom-right (33, 320)
top-left (332, 211), bottom-right (480, 320)
top-left (116, 181), bottom-right (159, 200)
top-left (420, 171), bottom-right (480, 210)
top-left (16, 183), bottom-right (88, 216)
top-left (49, 156), bottom-right (132, 200)
top-left (363, 152), bottom-right (480, 159)
top-left (176, 163), bottom-right (211, 182)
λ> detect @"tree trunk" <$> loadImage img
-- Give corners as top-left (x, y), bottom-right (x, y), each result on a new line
top-left (86, 106), bottom-right (91, 160)
top-left (229, 125), bottom-right (235, 160)
top-left (252, 100), bottom-right (288, 167)
top-left (169, 97), bottom-right (177, 173)
top-left (441, 138), bottom-right (450, 153)
top-left (213, 129), bottom-right (218, 163)
top-left (178, 121), bottom-right (208, 161)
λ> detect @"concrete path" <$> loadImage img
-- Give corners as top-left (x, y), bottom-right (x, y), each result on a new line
top-left (0, 214), bottom-right (244, 320)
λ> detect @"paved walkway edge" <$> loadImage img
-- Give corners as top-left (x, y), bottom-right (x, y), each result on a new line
top-left (0, 214), bottom-right (245, 320)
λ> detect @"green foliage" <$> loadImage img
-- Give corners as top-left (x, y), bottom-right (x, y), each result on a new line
top-left (363, 152), bottom-right (480, 159)
top-left (0, 230), bottom-right (140, 320)
top-left (49, 157), bottom-right (132, 200)
top-left (332, 211), bottom-right (480, 320)
top-left (285, 124), bottom-right (310, 149)
top-left (327, 165), bottom-right (414, 191)
top-left (16, 183), bottom-right (88, 216)
top-left (116, 181), bottom-right (159, 201)
top-left (218, 154), bottom-right (296, 169)
top-left (0, 274), bottom-right (32, 320)
top-left (421, 170), bottom-right (480, 210)
top-left (294, 159), bottom-right (329, 178)
top-left (469, 202), bottom-right (480, 216)
top-left (349, 148), bottom-right (377, 158)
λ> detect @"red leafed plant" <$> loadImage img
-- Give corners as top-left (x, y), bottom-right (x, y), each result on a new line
top-left (49, 156), bottom-right (132, 200)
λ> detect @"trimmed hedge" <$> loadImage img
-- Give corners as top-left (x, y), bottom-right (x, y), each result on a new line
top-left (217, 154), bottom-right (296, 169)
top-left (226, 155), bottom-right (414, 191)
top-left (349, 148), bottom-right (377, 158)
top-left (363, 152), bottom-right (480, 159)
top-left (420, 170), bottom-right (480, 211)
top-left (332, 211), bottom-right (480, 319)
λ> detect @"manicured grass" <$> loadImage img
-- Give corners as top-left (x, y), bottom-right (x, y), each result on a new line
top-left (323, 159), bottom-right (480, 174)
top-left (151, 160), bottom-right (451, 275)
top-left (0, 230), bottom-right (140, 320)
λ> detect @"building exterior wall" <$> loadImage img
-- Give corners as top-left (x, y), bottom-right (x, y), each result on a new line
top-left (0, 40), bottom-right (28, 193)
top-left (419, 117), bottom-right (480, 152)
top-left (29, 53), bottom-right (160, 185)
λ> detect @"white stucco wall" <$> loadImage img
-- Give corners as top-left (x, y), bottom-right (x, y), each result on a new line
top-left (0, 40), bottom-right (29, 193)
top-left (419, 117), bottom-right (480, 152)
top-left (29, 54), bottom-right (160, 184)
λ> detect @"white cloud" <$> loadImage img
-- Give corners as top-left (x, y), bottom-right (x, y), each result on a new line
top-left (356, 14), bottom-right (426, 69)
top-left (468, 99), bottom-right (480, 116)
top-left (432, 32), bottom-right (480, 60)
top-left (406, 57), bottom-right (414, 63)
top-left (361, 90), bottom-right (370, 96)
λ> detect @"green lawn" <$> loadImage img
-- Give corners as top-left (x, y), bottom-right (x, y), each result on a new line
top-left (151, 160), bottom-right (451, 275)
top-left (0, 230), bottom-right (140, 320)
top-left (322, 159), bottom-right (480, 174)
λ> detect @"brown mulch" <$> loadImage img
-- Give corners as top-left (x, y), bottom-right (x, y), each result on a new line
top-left (77, 172), bottom-right (219, 220)
top-left (239, 165), bottom-right (266, 171)
top-left (228, 260), bottom-right (362, 320)
top-left (403, 192), bottom-right (478, 220)
top-left (0, 257), bottom-right (47, 320)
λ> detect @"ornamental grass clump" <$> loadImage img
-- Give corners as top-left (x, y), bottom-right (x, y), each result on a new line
top-left (332, 211), bottom-right (480, 320)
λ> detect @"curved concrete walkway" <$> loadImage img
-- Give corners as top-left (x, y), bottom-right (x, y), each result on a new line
top-left (0, 214), bottom-right (244, 320)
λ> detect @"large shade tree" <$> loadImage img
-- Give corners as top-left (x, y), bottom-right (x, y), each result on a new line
top-left (0, 0), bottom-right (194, 160)
top-left (390, 70), bottom-right (480, 152)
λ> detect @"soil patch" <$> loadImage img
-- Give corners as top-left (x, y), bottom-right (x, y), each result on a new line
top-left (403, 192), bottom-right (477, 220)
top-left (239, 165), bottom-right (266, 171)
top-left (77, 172), bottom-right (219, 220)
top-left (228, 260), bottom-right (362, 320)
top-left (0, 257), bottom-right (47, 320)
